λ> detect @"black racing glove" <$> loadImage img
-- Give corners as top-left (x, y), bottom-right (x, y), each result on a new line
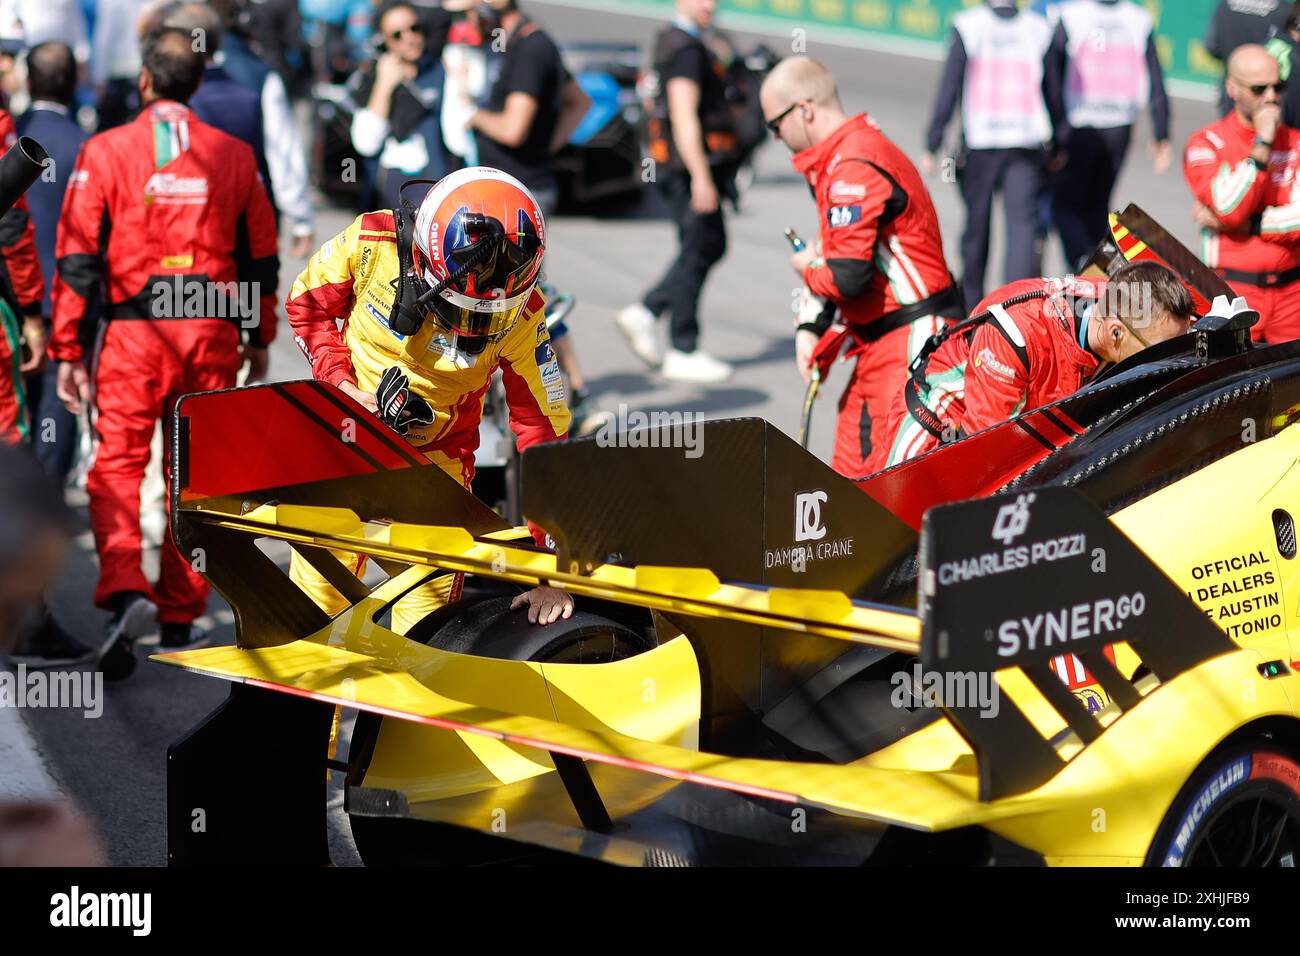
top-left (375, 366), bottom-right (435, 436)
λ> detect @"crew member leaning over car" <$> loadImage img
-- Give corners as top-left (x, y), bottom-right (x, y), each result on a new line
top-left (760, 55), bottom-right (964, 478)
top-left (884, 260), bottom-right (1194, 465)
top-left (285, 166), bottom-right (574, 631)
top-left (1185, 43), bottom-right (1300, 344)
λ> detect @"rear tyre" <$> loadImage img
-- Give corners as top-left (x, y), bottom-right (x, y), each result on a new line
top-left (425, 595), bottom-right (653, 663)
top-left (347, 595), bottom-right (655, 865)
top-left (1146, 744), bottom-right (1300, 867)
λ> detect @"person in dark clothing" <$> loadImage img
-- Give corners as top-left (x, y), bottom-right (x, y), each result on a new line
top-left (16, 41), bottom-right (87, 485)
top-left (4, 42), bottom-right (96, 669)
top-left (1049, 0), bottom-right (1172, 269)
top-left (617, 0), bottom-right (737, 384)
top-left (206, 0), bottom-right (316, 256)
top-left (349, 1), bottom-right (453, 209)
top-left (1207, 0), bottom-right (1292, 115)
top-left (161, 4), bottom-right (273, 200)
top-left (464, 0), bottom-right (590, 214)
top-left (923, 0), bottom-right (1065, 308)
top-left (1266, 2), bottom-right (1300, 127)
top-left (243, 0), bottom-right (307, 95)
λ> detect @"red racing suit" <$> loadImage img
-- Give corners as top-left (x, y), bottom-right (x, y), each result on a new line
top-left (0, 107), bottom-right (48, 444)
top-left (1184, 112), bottom-right (1300, 343)
top-left (792, 113), bottom-right (960, 477)
top-left (50, 100), bottom-right (279, 623)
top-left (285, 211), bottom-right (571, 631)
top-left (884, 276), bottom-right (1102, 465)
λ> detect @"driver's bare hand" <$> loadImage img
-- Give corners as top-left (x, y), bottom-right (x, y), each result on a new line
top-left (511, 586), bottom-right (574, 625)
top-left (338, 379), bottom-right (380, 414)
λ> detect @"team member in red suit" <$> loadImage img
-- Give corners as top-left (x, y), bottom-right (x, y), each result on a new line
top-left (50, 27), bottom-right (278, 679)
top-left (1185, 44), bottom-right (1300, 343)
top-left (760, 56), bottom-right (963, 477)
top-left (884, 261), bottom-right (1193, 465)
top-left (0, 105), bottom-right (48, 444)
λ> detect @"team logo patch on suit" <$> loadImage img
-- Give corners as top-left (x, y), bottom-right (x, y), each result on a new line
top-left (536, 341), bottom-right (565, 404)
top-left (830, 180), bottom-right (867, 201)
top-left (828, 205), bottom-right (862, 228)
top-left (365, 301), bottom-right (405, 340)
top-left (974, 347), bottom-right (1017, 381)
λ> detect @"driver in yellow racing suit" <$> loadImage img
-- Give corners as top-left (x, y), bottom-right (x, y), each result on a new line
top-left (285, 168), bottom-right (573, 632)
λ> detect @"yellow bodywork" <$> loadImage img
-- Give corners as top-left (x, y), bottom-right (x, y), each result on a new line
top-left (157, 425), bottom-right (1300, 864)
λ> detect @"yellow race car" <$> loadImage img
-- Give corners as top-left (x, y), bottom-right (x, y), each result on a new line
top-left (157, 210), bottom-right (1300, 867)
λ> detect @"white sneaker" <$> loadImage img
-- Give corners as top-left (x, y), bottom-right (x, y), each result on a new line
top-left (661, 348), bottom-right (733, 384)
top-left (615, 304), bottom-right (663, 367)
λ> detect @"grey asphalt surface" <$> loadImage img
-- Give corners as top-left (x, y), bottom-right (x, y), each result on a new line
top-left (15, 0), bottom-right (1217, 865)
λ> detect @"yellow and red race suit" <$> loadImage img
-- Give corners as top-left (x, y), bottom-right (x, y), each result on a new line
top-left (285, 210), bottom-right (571, 630)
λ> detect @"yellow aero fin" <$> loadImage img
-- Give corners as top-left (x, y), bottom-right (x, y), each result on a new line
top-left (153, 638), bottom-right (988, 831)
top-left (634, 565), bottom-right (719, 597)
top-left (187, 501), bottom-right (920, 652)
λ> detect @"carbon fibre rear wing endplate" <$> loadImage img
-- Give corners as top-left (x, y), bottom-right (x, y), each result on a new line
top-left (919, 487), bottom-right (1234, 801)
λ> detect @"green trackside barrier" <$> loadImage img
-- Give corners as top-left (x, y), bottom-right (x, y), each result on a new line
top-left (616, 0), bottom-right (1225, 95)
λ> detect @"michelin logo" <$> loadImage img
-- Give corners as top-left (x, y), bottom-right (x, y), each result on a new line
top-left (1164, 756), bottom-right (1250, 866)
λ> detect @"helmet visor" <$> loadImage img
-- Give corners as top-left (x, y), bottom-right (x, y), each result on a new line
top-left (431, 283), bottom-right (532, 338)
top-left (427, 208), bottom-right (543, 338)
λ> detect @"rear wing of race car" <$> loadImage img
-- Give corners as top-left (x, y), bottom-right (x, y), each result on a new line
top-left (169, 382), bottom-right (923, 653)
top-left (172, 383), bottom-right (927, 748)
top-left (165, 382), bottom-right (1234, 847)
top-left (919, 487), bottom-right (1234, 801)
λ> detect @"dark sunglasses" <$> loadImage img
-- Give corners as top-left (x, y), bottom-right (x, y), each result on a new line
top-left (1243, 80), bottom-right (1288, 96)
top-left (765, 101), bottom-right (801, 136)
top-left (386, 23), bottom-right (426, 41)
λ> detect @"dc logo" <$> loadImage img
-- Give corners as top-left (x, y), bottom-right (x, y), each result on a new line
top-left (795, 491), bottom-right (828, 542)
top-left (991, 493), bottom-right (1035, 546)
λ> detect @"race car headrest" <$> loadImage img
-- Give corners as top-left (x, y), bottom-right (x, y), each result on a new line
top-left (1194, 294), bottom-right (1260, 333)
